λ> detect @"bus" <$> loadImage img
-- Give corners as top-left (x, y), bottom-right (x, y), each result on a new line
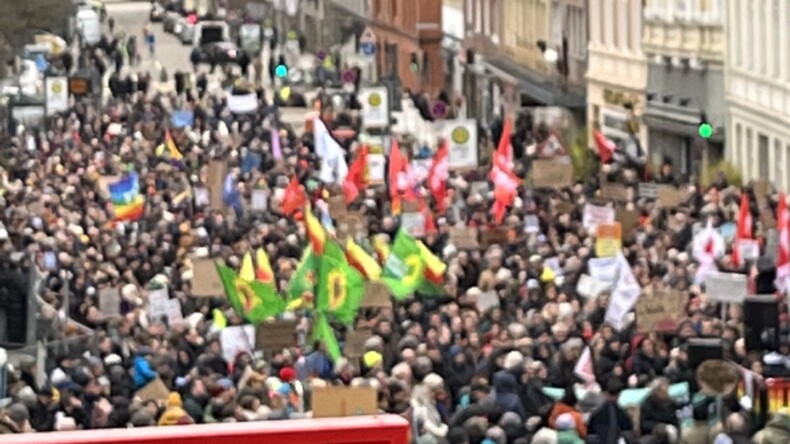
top-left (2, 415), bottom-right (410, 444)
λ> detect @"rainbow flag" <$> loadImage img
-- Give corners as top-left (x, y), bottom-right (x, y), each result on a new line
top-left (109, 173), bottom-right (145, 221)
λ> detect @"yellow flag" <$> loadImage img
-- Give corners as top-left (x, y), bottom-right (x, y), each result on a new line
top-left (240, 252), bottom-right (255, 282)
top-left (418, 241), bottom-right (447, 275)
top-left (212, 308), bottom-right (227, 329)
top-left (346, 238), bottom-right (382, 280)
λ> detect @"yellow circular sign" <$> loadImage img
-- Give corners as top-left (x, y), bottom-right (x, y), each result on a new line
top-left (452, 126), bottom-right (470, 144)
top-left (327, 270), bottom-right (347, 311)
top-left (51, 81), bottom-right (63, 94)
top-left (368, 93), bottom-right (382, 107)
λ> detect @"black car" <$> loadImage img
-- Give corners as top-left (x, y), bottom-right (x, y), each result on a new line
top-left (202, 42), bottom-right (242, 65)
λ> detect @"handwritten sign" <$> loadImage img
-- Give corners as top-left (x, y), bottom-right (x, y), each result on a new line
top-left (99, 287), bottom-right (121, 318)
top-left (601, 183), bottom-right (630, 202)
top-left (191, 258), bottom-right (224, 297)
top-left (401, 212), bottom-right (426, 237)
top-left (636, 290), bottom-right (686, 333)
top-left (657, 185), bottom-right (682, 208)
top-left (638, 183), bottom-right (658, 199)
top-left (480, 228), bottom-right (508, 249)
top-left (255, 320), bottom-right (297, 353)
top-left (449, 227), bottom-right (479, 249)
top-left (311, 387), bottom-right (378, 418)
top-left (532, 159), bottom-right (574, 188)
top-left (361, 281), bottom-right (392, 308)
top-left (344, 329), bottom-right (373, 358)
top-left (595, 222), bottom-right (622, 257)
top-left (705, 272), bottom-right (748, 304)
top-left (207, 160), bottom-right (228, 211)
top-left (583, 204), bottom-right (615, 230)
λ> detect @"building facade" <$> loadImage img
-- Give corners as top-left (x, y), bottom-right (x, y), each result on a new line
top-left (586, 0), bottom-right (647, 153)
top-left (642, 0), bottom-right (725, 177)
top-left (724, 0), bottom-right (790, 189)
top-left (458, 0), bottom-right (586, 123)
top-left (368, 0), bottom-right (445, 94)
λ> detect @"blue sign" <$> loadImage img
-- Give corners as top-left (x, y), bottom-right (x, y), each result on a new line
top-left (360, 42), bottom-right (376, 56)
top-left (170, 110), bottom-right (195, 128)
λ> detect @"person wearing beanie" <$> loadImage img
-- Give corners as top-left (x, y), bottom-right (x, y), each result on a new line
top-left (130, 410), bottom-right (155, 427)
top-left (548, 389), bottom-right (586, 438)
top-left (158, 392), bottom-right (194, 426)
top-left (554, 413), bottom-right (584, 444)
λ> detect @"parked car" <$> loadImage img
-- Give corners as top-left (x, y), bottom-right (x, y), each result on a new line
top-left (180, 23), bottom-right (196, 45)
top-left (202, 42), bottom-right (242, 65)
top-left (150, 3), bottom-right (166, 22)
top-left (173, 17), bottom-right (186, 36)
top-left (163, 11), bottom-right (180, 33)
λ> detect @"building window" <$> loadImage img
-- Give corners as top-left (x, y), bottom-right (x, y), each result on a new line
top-left (569, 5), bottom-right (586, 59)
top-left (745, 128), bottom-right (753, 177)
top-left (618, 0), bottom-right (629, 50)
top-left (731, 0), bottom-right (740, 67)
top-left (745, 1), bottom-right (753, 71)
top-left (604, 0), bottom-right (615, 47)
top-left (772, 0), bottom-right (780, 77)
top-left (483, 0), bottom-right (490, 36)
top-left (735, 124), bottom-right (742, 165)
top-left (491, 0), bottom-right (500, 43)
top-left (774, 139), bottom-right (782, 185)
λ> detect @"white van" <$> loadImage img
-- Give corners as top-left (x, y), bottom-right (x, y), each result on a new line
top-left (76, 8), bottom-right (101, 46)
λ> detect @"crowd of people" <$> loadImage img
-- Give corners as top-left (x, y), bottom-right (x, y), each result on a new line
top-left (1, 13), bottom-right (789, 444)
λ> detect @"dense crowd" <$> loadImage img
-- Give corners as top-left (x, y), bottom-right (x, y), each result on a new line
top-left (1, 17), bottom-right (790, 444)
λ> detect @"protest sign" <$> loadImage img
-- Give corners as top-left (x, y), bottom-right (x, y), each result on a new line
top-left (366, 153), bottom-right (386, 184)
top-left (361, 281), bottom-right (392, 308)
top-left (595, 222), bottom-right (622, 258)
top-left (601, 183), bottom-right (629, 202)
top-left (638, 183), bottom-right (658, 199)
top-left (190, 258), bottom-right (224, 297)
top-left (148, 288), bottom-right (169, 321)
top-left (705, 272), bottom-right (748, 303)
top-left (250, 189), bottom-right (268, 212)
top-left (327, 195), bottom-right (347, 216)
top-left (344, 329), bottom-right (373, 358)
top-left (336, 213), bottom-right (367, 238)
top-left (207, 160), bottom-right (228, 211)
top-left (401, 212), bottom-right (426, 237)
top-left (657, 185), bottom-right (682, 208)
top-left (221, 325), bottom-right (256, 362)
top-left (99, 287), bottom-right (121, 318)
top-left (476, 291), bottom-right (500, 313)
top-left (636, 290), bottom-right (686, 333)
top-left (583, 204), bottom-right (615, 230)
top-left (532, 159), bottom-right (574, 188)
top-left (255, 320), bottom-right (297, 353)
top-left (616, 209), bottom-right (640, 237)
top-left (576, 274), bottom-right (611, 299)
top-left (524, 215), bottom-right (540, 234)
top-left (480, 228), bottom-right (508, 249)
top-left (588, 257), bottom-right (620, 284)
top-left (165, 298), bottom-right (184, 326)
top-left (134, 378), bottom-right (170, 404)
top-left (738, 239), bottom-right (760, 261)
top-left (311, 386), bottom-right (378, 418)
top-left (449, 227), bottom-right (479, 249)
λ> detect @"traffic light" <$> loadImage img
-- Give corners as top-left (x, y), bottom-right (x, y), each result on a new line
top-left (698, 112), bottom-right (713, 139)
top-left (410, 52), bottom-right (420, 72)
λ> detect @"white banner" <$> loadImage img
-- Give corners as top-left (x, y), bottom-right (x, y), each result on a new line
top-left (583, 203), bottom-right (615, 230)
top-left (366, 153), bottom-right (385, 184)
top-left (360, 87), bottom-right (389, 128)
top-left (705, 272), bottom-right (748, 303)
top-left (45, 76), bottom-right (68, 115)
top-left (604, 254), bottom-right (642, 331)
top-left (226, 91), bottom-right (258, 114)
top-left (401, 212), bottom-right (426, 237)
top-left (444, 119), bottom-right (478, 169)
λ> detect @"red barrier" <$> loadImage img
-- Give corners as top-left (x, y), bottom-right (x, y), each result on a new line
top-left (1, 415), bottom-right (410, 444)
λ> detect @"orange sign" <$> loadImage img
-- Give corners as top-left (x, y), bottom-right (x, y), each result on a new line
top-left (595, 222), bottom-right (622, 257)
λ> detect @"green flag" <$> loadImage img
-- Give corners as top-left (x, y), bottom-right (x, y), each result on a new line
top-left (381, 230), bottom-right (427, 300)
top-left (316, 241), bottom-right (365, 325)
top-left (286, 246), bottom-right (319, 302)
top-left (216, 264), bottom-right (286, 324)
top-left (312, 312), bottom-right (341, 362)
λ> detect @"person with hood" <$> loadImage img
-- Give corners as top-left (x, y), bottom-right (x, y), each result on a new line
top-left (679, 398), bottom-right (716, 444)
top-left (447, 345), bottom-right (475, 405)
top-left (640, 378), bottom-right (680, 436)
top-left (548, 389), bottom-right (586, 439)
top-left (492, 370), bottom-right (526, 422)
top-left (753, 408), bottom-right (790, 444)
top-left (28, 385), bottom-right (56, 432)
top-left (411, 376), bottom-right (449, 441)
top-left (133, 349), bottom-right (157, 389)
top-left (586, 379), bottom-right (634, 444)
top-left (158, 392), bottom-right (195, 426)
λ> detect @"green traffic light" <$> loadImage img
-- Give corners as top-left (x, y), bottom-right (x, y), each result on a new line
top-left (698, 123), bottom-right (713, 139)
top-left (275, 64), bottom-right (288, 78)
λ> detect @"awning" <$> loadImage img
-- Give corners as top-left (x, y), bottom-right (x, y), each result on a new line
top-left (484, 57), bottom-right (586, 109)
top-left (643, 104), bottom-right (725, 143)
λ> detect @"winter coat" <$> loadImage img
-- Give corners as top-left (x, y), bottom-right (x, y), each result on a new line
top-left (557, 429), bottom-right (585, 444)
top-left (492, 371), bottom-right (526, 421)
top-left (0, 416), bottom-right (21, 434)
top-left (133, 355), bottom-right (157, 388)
top-left (753, 414), bottom-right (790, 444)
top-left (549, 402), bottom-right (587, 438)
top-left (586, 400), bottom-right (632, 444)
top-left (640, 393), bottom-right (679, 435)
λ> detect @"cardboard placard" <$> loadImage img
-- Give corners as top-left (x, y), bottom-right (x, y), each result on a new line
top-left (194, 187), bottom-right (210, 207)
top-left (148, 288), bottom-right (169, 321)
top-left (401, 212), bottom-right (426, 237)
top-left (616, 209), bottom-right (640, 237)
top-left (532, 159), bottom-right (574, 188)
top-left (638, 183), bottom-right (658, 199)
top-left (402, 200), bottom-right (421, 213)
top-left (255, 319), bottom-right (297, 353)
top-left (327, 195), bottom-right (347, 216)
top-left (336, 213), bottom-right (367, 238)
top-left (344, 329), bottom-right (373, 358)
top-left (657, 185), bottom-right (682, 208)
top-left (190, 258), bottom-right (225, 297)
top-left (99, 287), bottom-right (121, 318)
top-left (361, 281), bottom-right (392, 308)
top-left (636, 290), bottom-right (686, 333)
top-left (761, 208), bottom-right (777, 230)
top-left (449, 227), bottom-right (479, 249)
top-left (601, 183), bottom-right (630, 202)
top-left (595, 222), bottom-right (622, 258)
top-left (480, 228), bottom-right (508, 249)
top-left (207, 160), bottom-right (228, 211)
top-left (705, 272), bottom-right (747, 304)
top-left (311, 386), bottom-right (378, 418)
top-left (583, 204), bottom-right (615, 230)
top-left (476, 291), bottom-right (500, 313)
top-left (134, 378), bottom-right (170, 404)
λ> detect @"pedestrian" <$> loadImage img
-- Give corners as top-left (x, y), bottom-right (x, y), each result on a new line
top-left (190, 47), bottom-right (200, 72)
top-left (108, 16), bottom-right (115, 34)
top-left (145, 25), bottom-right (155, 57)
top-left (239, 51), bottom-right (250, 79)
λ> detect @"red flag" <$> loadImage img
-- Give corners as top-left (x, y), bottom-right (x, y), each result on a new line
top-left (343, 145), bottom-right (369, 204)
top-left (427, 141), bottom-right (449, 213)
top-left (593, 130), bottom-right (616, 163)
top-left (497, 118), bottom-right (513, 163)
top-left (489, 120), bottom-right (519, 224)
top-left (281, 177), bottom-right (306, 216)
top-left (389, 140), bottom-right (416, 214)
top-left (777, 193), bottom-right (790, 292)
top-left (732, 193), bottom-right (753, 267)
